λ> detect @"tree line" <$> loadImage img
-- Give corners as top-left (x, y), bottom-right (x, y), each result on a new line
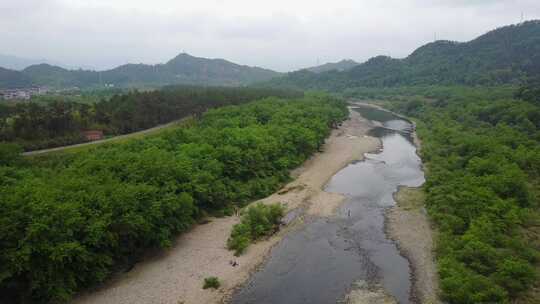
top-left (0, 94), bottom-right (347, 303)
top-left (0, 86), bottom-right (302, 151)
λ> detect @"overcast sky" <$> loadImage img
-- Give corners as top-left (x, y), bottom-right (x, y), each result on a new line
top-left (2, 0), bottom-right (539, 72)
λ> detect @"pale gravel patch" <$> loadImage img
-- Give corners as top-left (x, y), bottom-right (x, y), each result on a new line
top-left (73, 109), bottom-right (380, 304)
top-left (343, 280), bottom-right (397, 304)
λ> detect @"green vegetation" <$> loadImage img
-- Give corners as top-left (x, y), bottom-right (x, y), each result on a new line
top-left (27, 88), bottom-right (125, 105)
top-left (516, 77), bottom-right (540, 105)
top-left (358, 85), bottom-right (539, 303)
top-left (343, 85), bottom-right (517, 103)
top-left (0, 67), bottom-right (33, 88)
top-left (0, 142), bottom-right (22, 165)
top-left (394, 187), bottom-right (425, 211)
top-left (202, 277), bottom-right (221, 289)
top-left (0, 93), bottom-right (347, 303)
top-left (0, 86), bottom-right (302, 151)
top-left (260, 21), bottom-right (540, 90)
top-left (227, 203), bottom-right (285, 256)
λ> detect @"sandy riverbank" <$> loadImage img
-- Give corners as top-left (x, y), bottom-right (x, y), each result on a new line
top-left (73, 108), bottom-right (380, 304)
top-left (386, 187), bottom-right (439, 304)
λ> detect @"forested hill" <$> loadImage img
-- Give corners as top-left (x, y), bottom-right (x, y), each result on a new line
top-left (0, 53), bottom-right (281, 89)
top-left (0, 67), bottom-right (33, 88)
top-left (261, 20), bottom-right (540, 90)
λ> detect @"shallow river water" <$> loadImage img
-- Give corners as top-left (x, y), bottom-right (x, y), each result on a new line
top-left (231, 106), bottom-right (425, 304)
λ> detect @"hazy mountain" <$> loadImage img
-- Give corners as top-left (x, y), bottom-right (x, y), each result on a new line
top-left (21, 64), bottom-right (99, 89)
top-left (0, 54), bottom-right (53, 71)
top-left (306, 59), bottom-right (358, 73)
top-left (17, 53), bottom-right (281, 89)
top-left (0, 54), bottom-right (91, 71)
top-left (262, 20), bottom-right (540, 90)
top-left (6, 20), bottom-right (540, 90)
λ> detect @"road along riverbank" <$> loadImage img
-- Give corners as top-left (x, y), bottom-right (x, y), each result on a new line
top-left (23, 117), bottom-right (191, 156)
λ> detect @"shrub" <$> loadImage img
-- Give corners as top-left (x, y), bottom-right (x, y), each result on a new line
top-left (227, 203), bottom-right (285, 256)
top-left (202, 277), bottom-right (220, 289)
top-left (0, 143), bottom-right (22, 165)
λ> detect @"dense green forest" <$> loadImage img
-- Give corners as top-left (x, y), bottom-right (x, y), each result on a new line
top-left (358, 85), bottom-right (540, 303)
top-left (0, 86), bottom-right (301, 151)
top-left (0, 53), bottom-right (281, 89)
top-left (0, 94), bottom-right (347, 303)
top-left (259, 21), bottom-right (540, 90)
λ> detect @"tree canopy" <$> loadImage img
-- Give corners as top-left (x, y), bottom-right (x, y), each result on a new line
top-left (0, 86), bottom-right (302, 151)
top-left (0, 93), bottom-right (347, 303)
top-left (361, 85), bottom-right (540, 303)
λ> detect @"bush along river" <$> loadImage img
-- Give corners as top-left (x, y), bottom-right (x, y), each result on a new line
top-left (231, 105), bottom-right (425, 304)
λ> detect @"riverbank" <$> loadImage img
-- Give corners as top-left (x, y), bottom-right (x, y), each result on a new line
top-left (73, 108), bottom-right (380, 304)
top-left (386, 187), bottom-right (439, 304)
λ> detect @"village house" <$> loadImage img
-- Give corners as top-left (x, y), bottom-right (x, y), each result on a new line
top-left (82, 130), bottom-right (104, 141)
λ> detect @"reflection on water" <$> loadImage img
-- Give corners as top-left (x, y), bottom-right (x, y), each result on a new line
top-left (231, 106), bottom-right (424, 304)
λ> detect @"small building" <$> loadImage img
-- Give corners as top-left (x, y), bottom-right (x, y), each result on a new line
top-left (28, 86), bottom-right (48, 95)
top-left (15, 90), bottom-right (31, 100)
top-left (82, 130), bottom-right (104, 141)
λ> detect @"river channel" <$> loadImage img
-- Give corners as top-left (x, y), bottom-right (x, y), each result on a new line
top-left (231, 105), bottom-right (425, 304)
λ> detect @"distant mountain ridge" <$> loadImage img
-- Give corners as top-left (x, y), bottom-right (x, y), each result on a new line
top-left (306, 59), bottom-right (359, 73)
top-left (0, 53), bottom-right (281, 89)
top-left (262, 20), bottom-right (540, 90)
top-left (3, 20), bottom-right (540, 90)
top-left (0, 54), bottom-right (80, 71)
top-left (0, 54), bottom-right (96, 72)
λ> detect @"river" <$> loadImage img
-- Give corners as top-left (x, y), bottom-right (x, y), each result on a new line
top-left (231, 105), bottom-right (425, 304)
